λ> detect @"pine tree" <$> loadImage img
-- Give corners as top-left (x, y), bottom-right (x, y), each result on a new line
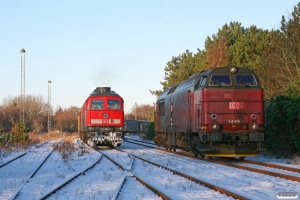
top-left (11, 120), bottom-right (29, 143)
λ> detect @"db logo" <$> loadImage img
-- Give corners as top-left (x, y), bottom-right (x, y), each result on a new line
top-left (229, 102), bottom-right (239, 109)
top-left (103, 119), bottom-right (108, 123)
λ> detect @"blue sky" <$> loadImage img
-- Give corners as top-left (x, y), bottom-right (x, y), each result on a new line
top-left (0, 1), bottom-right (299, 113)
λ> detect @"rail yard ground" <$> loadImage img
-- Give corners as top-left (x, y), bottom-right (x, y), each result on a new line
top-left (0, 134), bottom-right (299, 199)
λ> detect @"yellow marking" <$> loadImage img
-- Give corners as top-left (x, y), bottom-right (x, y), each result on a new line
top-left (204, 154), bottom-right (259, 157)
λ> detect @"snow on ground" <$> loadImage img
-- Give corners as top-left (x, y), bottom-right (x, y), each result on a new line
top-left (0, 140), bottom-right (60, 200)
top-left (120, 141), bottom-right (300, 200)
top-left (0, 138), bottom-right (299, 199)
top-left (245, 154), bottom-right (300, 169)
top-left (18, 139), bottom-right (102, 199)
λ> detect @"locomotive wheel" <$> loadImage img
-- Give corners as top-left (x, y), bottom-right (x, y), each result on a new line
top-left (172, 146), bottom-right (177, 152)
top-left (199, 152), bottom-right (205, 158)
top-left (192, 150), bottom-right (198, 157)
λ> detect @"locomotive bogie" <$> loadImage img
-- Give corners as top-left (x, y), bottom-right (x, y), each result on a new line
top-left (154, 67), bottom-right (265, 158)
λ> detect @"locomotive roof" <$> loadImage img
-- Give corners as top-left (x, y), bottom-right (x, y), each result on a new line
top-left (157, 66), bottom-right (261, 101)
top-left (89, 87), bottom-right (121, 97)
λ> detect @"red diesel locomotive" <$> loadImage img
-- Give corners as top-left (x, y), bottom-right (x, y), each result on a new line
top-left (78, 87), bottom-right (124, 147)
top-left (154, 66), bottom-right (264, 159)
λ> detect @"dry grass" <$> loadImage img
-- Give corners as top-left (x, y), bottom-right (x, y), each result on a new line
top-left (28, 132), bottom-right (80, 143)
top-left (0, 132), bottom-right (80, 150)
top-left (29, 132), bottom-right (81, 161)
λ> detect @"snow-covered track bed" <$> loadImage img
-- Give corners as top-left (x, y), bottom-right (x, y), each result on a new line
top-left (36, 144), bottom-right (159, 200)
top-left (39, 155), bottom-right (103, 199)
top-left (121, 141), bottom-right (300, 199)
top-left (125, 140), bottom-right (300, 181)
top-left (242, 159), bottom-right (300, 173)
top-left (104, 149), bottom-right (237, 199)
top-left (0, 140), bottom-right (61, 200)
top-left (99, 149), bottom-right (168, 200)
top-left (15, 138), bottom-right (103, 199)
top-left (0, 141), bottom-right (50, 168)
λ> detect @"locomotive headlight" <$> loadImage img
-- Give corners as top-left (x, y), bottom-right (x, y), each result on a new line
top-left (211, 123), bottom-right (220, 131)
top-left (230, 67), bottom-right (237, 73)
top-left (251, 123), bottom-right (259, 130)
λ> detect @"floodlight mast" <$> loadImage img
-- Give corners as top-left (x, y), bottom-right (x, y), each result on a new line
top-left (20, 48), bottom-right (26, 122)
top-left (48, 80), bottom-right (52, 132)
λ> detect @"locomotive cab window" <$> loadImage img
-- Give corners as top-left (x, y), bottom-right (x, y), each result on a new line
top-left (209, 74), bottom-right (231, 86)
top-left (108, 100), bottom-right (120, 110)
top-left (92, 100), bottom-right (104, 109)
top-left (235, 74), bottom-right (258, 86)
top-left (200, 76), bottom-right (207, 87)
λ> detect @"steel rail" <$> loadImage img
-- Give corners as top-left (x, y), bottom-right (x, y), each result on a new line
top-left (119, 148), bottom-right (248, 200)
top-left (126, 140), bottom-right (300, 182)
top-left (99, 149), bottom-right (172, 200)
top-left (242, 159), bottom-right (300, 173)
top-left (9, 140), bottom-right (62, 200)
top-left (40, 155), bottom-right (103, 200)
top-left (0, 141), bottom-right (49, 168)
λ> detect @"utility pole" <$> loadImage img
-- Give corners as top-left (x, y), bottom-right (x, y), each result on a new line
top-left (20, 48), bottom-right (26, 121)
top-left (48, 80), bottom-right (51, 132)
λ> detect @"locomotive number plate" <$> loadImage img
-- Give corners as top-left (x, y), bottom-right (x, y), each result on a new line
top-left (229, 102), bottom-right (243, 109)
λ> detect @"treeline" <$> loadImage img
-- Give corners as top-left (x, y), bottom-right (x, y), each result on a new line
top-left (151, 3), bottom-right (300, 99)
top-left (0, 94), bottom-right (154, 134)
top-left (124, 103), bottom-right (155, 120)
top-left (150, 3), bottom-right (300, 157)
top-left (0, 94), bottom-right (80, 133)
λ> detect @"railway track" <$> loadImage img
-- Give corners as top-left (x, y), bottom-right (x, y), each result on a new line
top-left (19, 139), bottom-right (104, 199)
top-left (39, 155), bottom-right (103, 199)
top-left (5, 138), bottom-right (103, 199)
top-left (98, 148), bottom-right (170, 200)
top-left (0, 141), bottom-right (50, 168)
top-left (125, 139), bottom-right (300, 181)
top-left (39, 144), bottom-right (162, 200)
top-left (122, 140), bottom-right (300, 199)
top-left (0, 140), bottom-right (62, 200)
top-left (101, 148), bottom-right (237, 200)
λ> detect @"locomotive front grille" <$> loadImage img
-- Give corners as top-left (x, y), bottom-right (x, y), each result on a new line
top-left (208, 132), bottom-right (222, 142)
top-left (249, 132), bottom-right (264, 141)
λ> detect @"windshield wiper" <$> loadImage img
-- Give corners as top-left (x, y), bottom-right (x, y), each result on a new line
top-left (239, 81), bottom-right (249, 87)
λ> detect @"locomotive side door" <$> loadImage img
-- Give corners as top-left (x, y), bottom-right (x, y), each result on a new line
top-left (193, 76), bottom-right (205, 131)
top-left (195, 103), bottom-right (201, 130)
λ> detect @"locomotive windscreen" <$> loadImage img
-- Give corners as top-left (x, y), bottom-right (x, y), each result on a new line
top-left (209, 74), bottom-right (231, 86)
top-left (236, 74), bottom-right (258, 86)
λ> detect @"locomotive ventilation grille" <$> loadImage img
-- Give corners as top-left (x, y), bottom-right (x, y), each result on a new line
top-left (91, 119), bottom-right (121, 124)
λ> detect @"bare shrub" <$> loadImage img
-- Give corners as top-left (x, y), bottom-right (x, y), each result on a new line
top-left (102, 171), bottom-right (112, 181)
top-left (291, 154), bottom-right (300, 165)
top-left (176, 181), bottom-right (195, 191)
top-left (54, 169), bottom-right (66, 178)
top-left (56, 139), bottom-right (78, 163)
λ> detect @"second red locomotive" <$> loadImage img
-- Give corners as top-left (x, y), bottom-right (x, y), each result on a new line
top-left (78, 87), bottom-right (124, 147)
top-left (154, 66), bottom-right (264, 159)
